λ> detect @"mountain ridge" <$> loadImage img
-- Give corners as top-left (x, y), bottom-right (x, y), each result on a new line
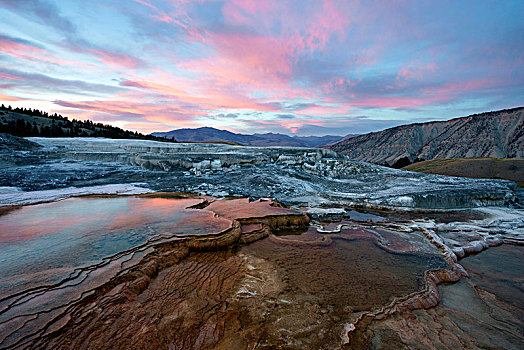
top-left (151, 127), bottom-right (349, 147)
top-left (328, 107), bottom-right (524, 165)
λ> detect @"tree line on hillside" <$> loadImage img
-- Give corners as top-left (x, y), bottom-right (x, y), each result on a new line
top-left (0, 105), bottom-right (176, 142)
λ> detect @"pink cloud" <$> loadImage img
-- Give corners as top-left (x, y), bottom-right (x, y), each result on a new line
top-left (0, 37), bottom-right (43, 54)
top-left (0, 72), bottom-right (23, 81)
top-left (223, 0), bottom-right (351, 53)
top-left (396, 62), bottom-right (437, 81)
top-left (175, 31), bottom-right (320, 106)
top-left (198, 32), bottom-right (295, 84)
top-left (0, 36), bottom-right (91, 68)
top-left (120, 74), bottom-right (279, 112)
top-left (0, 93), bottom-right (24, 101)
top-left (295, 0), bottom-right (350, 52)
top-left (124, 1), bottom-right (358, 117)
top-left (54, 99), bottom-right (204, 128)
top-left (88, 49), bottom-right (143, 70)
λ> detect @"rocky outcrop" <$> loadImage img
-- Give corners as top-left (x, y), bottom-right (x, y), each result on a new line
top-left (0, 133), bottom-right (41, 151)
top-left (329, 107), bottom-right (523, 165)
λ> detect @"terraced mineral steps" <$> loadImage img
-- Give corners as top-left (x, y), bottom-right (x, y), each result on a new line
top-left (364, 245), bottom-right (524, 349)
top-left (0, 194), bottom-right (309, 349)
top-left (1, 191), bottom-right (522, 349)
top-left (238, 226), bottom-right (450, 349)
top-left (311, 208), bottom-right (524, 349)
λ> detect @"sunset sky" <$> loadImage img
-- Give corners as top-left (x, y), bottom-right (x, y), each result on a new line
top-left (0, 0), bottom-right (522, 136)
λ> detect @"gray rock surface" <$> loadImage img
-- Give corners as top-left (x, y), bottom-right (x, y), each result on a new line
top-left (0, 137), bottom-right (517, 210)
top-left (0, 133), bottom-right (41, 151)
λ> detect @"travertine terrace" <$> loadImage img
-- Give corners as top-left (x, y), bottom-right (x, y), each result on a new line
top-left (0, 138), bottom-right (522, 349)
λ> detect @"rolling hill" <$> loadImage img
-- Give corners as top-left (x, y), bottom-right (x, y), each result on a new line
top-left (402, 158), bottom-right (524, 187)
top-left (0, 106), bottom-right (174, 142)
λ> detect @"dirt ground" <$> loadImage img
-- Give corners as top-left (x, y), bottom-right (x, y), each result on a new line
top-left (403, 158), bottom-right (524, 187)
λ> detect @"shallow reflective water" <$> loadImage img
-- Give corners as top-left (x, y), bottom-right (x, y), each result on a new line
top-left (242, 226), bottom-right (448, 312)
top-left (204, 198), bottom-right (302, 219)
top-left (0, 196), bottom-right (232, 298)
top-left (460, 244), bottom-right (524, 309)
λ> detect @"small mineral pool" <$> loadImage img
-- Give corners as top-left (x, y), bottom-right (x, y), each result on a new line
top-left (0, 196), bottom-right (232, 299)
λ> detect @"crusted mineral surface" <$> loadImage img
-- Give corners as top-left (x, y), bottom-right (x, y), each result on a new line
top-left (0, 138), bottom-right (522, 349)
top-left (0, 137), bottom-right (517, 209)
top-left (0, 195), bottom-right (308, 349)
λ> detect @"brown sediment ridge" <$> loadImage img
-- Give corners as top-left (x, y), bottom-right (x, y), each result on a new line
top-left (2, 220), bottom-right (242, 349)
top-left (334, 225), bottom-right (460, 348)
top-left (230, 224), bottom-right (450, 349)
top-left (17, 195), bottom-right (310, 350)
top-left (344, 264), bottom-right (463, 348)
top-left (202, 198), bottom-right (311, 244)
top-left (342, 223), bottom-right (515, 348)
top-left (7, 195), bottom-right (513, 349)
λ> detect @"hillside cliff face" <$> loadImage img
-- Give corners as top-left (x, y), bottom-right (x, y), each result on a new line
top-left (329, 107), bottom-right (523, 165)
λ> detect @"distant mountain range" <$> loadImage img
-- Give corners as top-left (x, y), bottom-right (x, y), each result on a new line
top-left (328, 107), bottom-right (524, 166)
top-left (151, 127), bottom-right (350, 147)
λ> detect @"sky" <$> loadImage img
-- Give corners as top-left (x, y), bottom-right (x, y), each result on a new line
top-left (0, 0), bottom-right (522, 136)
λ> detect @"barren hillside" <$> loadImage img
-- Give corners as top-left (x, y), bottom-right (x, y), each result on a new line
top-left (329, 107), bottom-right (523, 165)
